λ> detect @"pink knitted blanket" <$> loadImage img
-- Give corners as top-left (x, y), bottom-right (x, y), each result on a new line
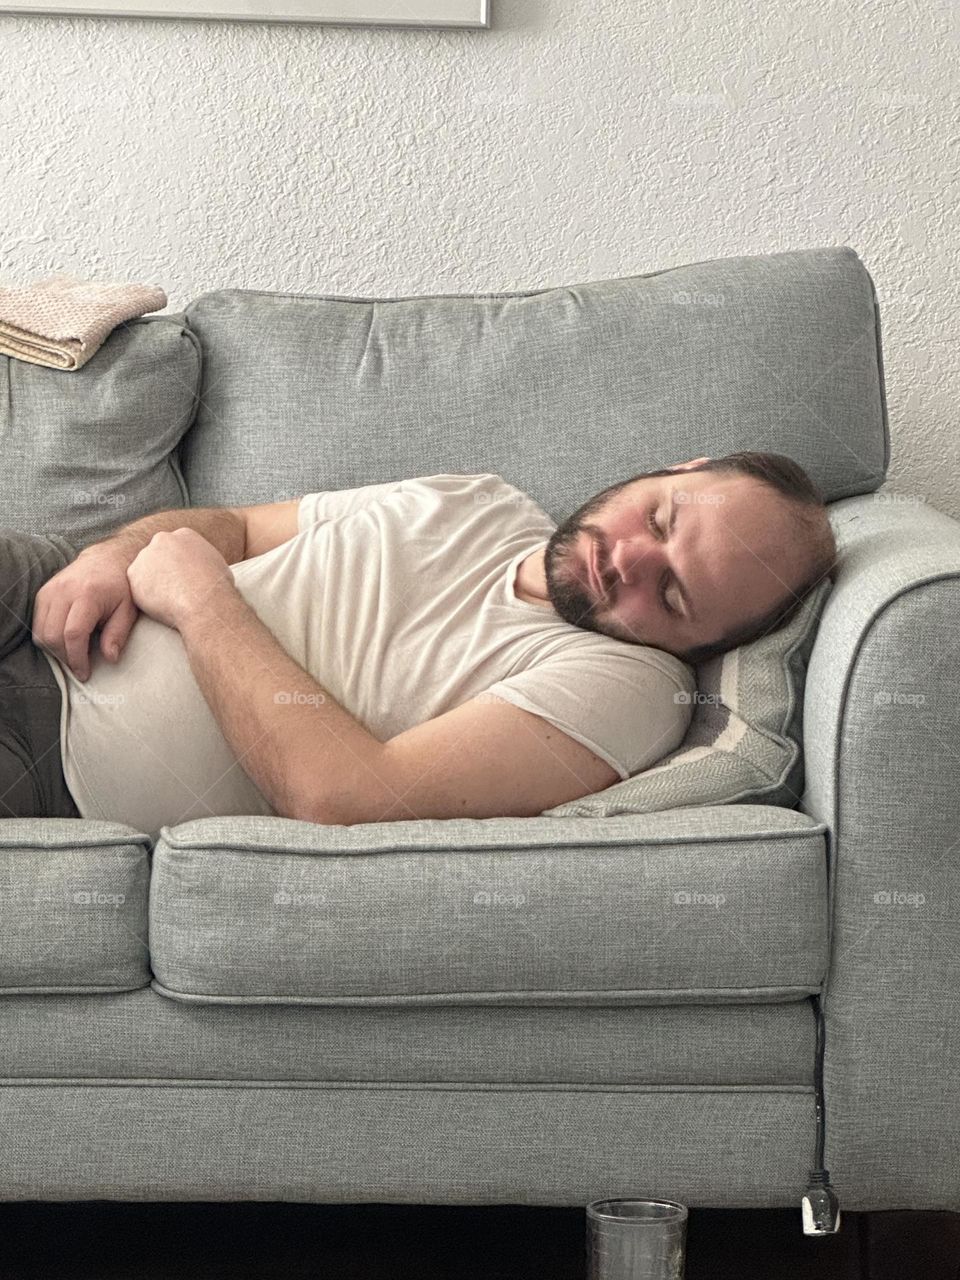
top-left (0, 272), bottom-right (167, 371)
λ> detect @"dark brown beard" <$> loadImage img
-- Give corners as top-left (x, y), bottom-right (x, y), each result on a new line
top-left (543, 526), bottom-right (607, 635)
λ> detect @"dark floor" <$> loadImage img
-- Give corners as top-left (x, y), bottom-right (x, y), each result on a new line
top-left (0, 1203), bottom-right (958, 1279)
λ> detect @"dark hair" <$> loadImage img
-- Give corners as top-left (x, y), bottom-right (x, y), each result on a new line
top-left (651, 451), bottom-right (838, 664)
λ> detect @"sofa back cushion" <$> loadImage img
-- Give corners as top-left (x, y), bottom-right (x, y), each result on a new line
top-left (177, 246), bottom-right (888, 518)
top-left (0, 316), bottom-right (198, 549)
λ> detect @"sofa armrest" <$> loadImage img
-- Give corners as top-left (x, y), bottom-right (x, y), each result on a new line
top-left (801, 492), bottom-right (960, 1210)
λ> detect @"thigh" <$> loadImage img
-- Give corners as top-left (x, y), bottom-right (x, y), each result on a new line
top-left (0, 642), bottom-right (80, 819)
top-left (0, 531), bottom-right (79, 664)
top-left (0, 686), bottom-right (48, 818)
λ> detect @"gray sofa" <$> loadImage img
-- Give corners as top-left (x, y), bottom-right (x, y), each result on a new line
top-left (2, 245), bottom-right (959, 1216)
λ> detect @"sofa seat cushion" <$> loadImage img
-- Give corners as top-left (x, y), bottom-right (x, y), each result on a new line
top-left (148, 806), bottom-right (828, 1007)
top-left (0, 819), bottom-right (151, 994)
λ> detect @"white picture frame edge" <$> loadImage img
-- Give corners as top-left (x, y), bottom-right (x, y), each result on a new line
top-left (0, 0), bottom-right (490, 27)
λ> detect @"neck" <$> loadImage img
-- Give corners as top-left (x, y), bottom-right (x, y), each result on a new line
top-left (514, 546), bottom-right (551, 605)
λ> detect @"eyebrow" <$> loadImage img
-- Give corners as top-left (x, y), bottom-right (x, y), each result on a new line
top-left (667, 496), bottom-right (697, 622)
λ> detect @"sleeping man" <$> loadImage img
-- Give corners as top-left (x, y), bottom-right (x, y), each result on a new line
top-left (13, 450), bottom-right (836, 836)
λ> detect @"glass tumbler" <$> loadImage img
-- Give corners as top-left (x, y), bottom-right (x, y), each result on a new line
top-left (586, 1198), bottom-right (688, 1280)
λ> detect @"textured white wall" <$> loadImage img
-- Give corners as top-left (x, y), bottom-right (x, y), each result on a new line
top-left (0, 0), bottom-right (957, 514)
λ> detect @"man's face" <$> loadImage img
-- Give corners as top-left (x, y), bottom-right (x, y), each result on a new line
top-left (543, 463), bottom-right (811, 658)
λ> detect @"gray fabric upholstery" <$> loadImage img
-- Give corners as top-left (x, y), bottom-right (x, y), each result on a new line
top-left (0, 820), bottom-right (150, 993)
top-left (7, 247), bottom-right (959, 1212)
top-left (178, 247), bottom-right (887, 521)
top-left (0, 315), bottom-right (197, 549)
top-left (148, 807), bottom-right (828, 1006)
top-left (800, 492), bottom-right (960, 1210)
top-left (0, 987), bottom-right (812, 1086)
top-left (0, 1082), bottom-right (815, 1207)
top-left (544, 577), bottom-right (832, 818)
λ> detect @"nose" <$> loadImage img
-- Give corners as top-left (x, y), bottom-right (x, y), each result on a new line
top-left (608, 533), bottom-right (664, 589)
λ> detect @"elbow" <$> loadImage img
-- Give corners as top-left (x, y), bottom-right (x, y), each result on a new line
top-left (270, 764), bottom-right (346, 825)
top-left (288, 798), bottom-right (348, 826)
top-left (286, 749), bottom-right (394, 826)
top-left (286, 785), bottom-right (356, 827)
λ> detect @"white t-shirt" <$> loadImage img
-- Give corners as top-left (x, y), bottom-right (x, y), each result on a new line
top-left (42, 473), bottom-right (695, 838)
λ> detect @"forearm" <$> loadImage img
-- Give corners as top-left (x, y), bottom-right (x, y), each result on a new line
top-left (88, 507), bottom-right (245, 567)
top-left (177, 584), bottom-right (393, 823)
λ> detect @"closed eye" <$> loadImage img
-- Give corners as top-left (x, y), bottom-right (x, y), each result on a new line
top-left (659, 573), bottom-right (679, 616)
top-left (649, 506), bottom-right (680, 616)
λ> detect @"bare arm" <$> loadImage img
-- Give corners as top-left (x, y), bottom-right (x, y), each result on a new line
top-left (32, 499), bottom-right (299, 680)
top-left (93, 494), bottom-right (301, 565)
top-left (119, 526), bottom-right (620, 824)
top-left (94, 506), bottom-right (246, 567)
top-left (176, 581), bottom-right (388, 822)
top-left (176, 586), bottom-right (618, 824)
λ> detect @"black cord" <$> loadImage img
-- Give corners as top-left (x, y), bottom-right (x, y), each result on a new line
top-left (813, 992), bottom-right (826, 1171)
top-left (802, 993), bottom-right (841, 1233)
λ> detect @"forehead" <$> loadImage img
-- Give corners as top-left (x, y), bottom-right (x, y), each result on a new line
top-left (622, 470), bottom-right (784, 533)
top-left (622, 468), bottom-right (755, 504)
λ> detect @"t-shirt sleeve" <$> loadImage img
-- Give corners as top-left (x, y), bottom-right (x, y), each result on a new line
top-left (482, 643), bottom-right (696, 780)
top-left (298, 480), bottom-right (409, 532)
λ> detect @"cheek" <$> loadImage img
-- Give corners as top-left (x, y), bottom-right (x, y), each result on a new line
top-left (615, 580), bottom-right (657, 624)
top-left (608, 598), bottom-right (656, 645)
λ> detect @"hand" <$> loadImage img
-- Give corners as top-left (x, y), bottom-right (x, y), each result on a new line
top-left (126, 528), bottom-right (236, 631)
top-left (32, 545), bottom-right (141, 682)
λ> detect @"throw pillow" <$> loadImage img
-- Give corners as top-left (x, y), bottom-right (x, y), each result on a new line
top-left (541, 577), bottom-right (833, 818)
top-left (0, 315), bottom-right (198, 550)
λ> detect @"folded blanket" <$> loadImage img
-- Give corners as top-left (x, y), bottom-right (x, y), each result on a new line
top-left (0, 272), bottom-right (167, 371)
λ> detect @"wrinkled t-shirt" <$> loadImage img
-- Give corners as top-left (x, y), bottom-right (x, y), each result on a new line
top-left (42, 472), bottom-right (695, 838)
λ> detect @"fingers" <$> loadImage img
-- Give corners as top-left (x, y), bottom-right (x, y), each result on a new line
top-left (30, 556), bottom-right (137, 681)
top-left (32, 589), bottom-right (72, 664)
top-left (30, 587), bottom-right (49, 649)
top-left (99, 597), bottom-right (140, 662)
top-left (61, 597), bottom-right (103, 682)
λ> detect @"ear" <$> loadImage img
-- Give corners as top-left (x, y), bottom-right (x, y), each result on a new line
top-left (666, 455), bottom-right (711, 471)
